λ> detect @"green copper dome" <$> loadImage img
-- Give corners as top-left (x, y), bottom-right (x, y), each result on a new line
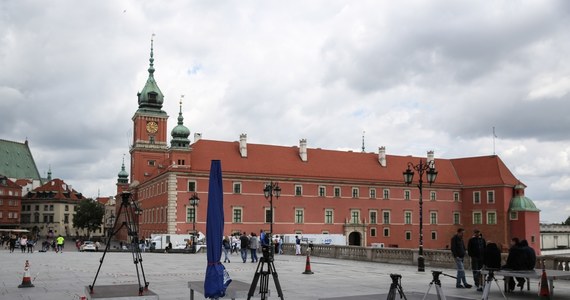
top-left (509, 184), bottom-right (540, 212)
top-left (117, 157), bottom-right (129, 184)
top-left (137, 37), bottom-right (165, 114)
top-left (170, 100), bottom-right (190, 148)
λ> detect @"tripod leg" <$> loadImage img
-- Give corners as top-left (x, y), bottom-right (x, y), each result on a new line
top-left (434, 284), bottom-right (446, 300)
top-left (422, 283), bottom-right (434, 300)
top-left (397, 285), bottom-right (408, 300)
top-left (269, 261), bottom-right (284, 299)
top-left (493, 278), bottom-right (507, 300)
top-left (247, 260), bottom-right (264, 299)
top-left (386, 285), bottom-right (396, 300)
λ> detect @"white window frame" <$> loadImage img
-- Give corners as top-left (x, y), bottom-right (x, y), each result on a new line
top-left (369, 188), bottom-right (376, 199)
top-left (473, 191), bottom-right (481, 204)
top-left (324, 209), bottom-right (334, 224)
top-left (351, 187), bottom-right (359, 198)
top-left (404, 211), bottom-right (412, 225)
top-left (429, 211), bottom-right (438, 225)
top-left (382, 210), bottom-right (391, 224)
top-left (295, 185), bottom-right (303, 196)
top-left (487, 211), bottom-right (497, 225)
top-left (383, 189), bottom-right (390, 200)
top-left (369, 210), bottom-right (378, 224)
top-left (233, 182), bottom-right (242, 194)
top-left (295, 208), bottom-right (304, 224)
top-left (487, 190), bottom-right (495, 204)
top-left (473, 211), bottom-right (483, 225)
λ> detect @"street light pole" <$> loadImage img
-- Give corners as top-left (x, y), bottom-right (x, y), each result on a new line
top-left (189, 193), bottom-right (200, 253)
top-left (263, 182), bottom-right (281, 250)
top-left (403, 159), bottom-right (438, 272)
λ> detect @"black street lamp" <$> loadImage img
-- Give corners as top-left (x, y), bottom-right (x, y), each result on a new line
top-left (403, 159), bottom-right (438, 272)
top-left (189, 193), bottom-right (200, 253)
top-left (263, 182), bottom-right (281, 248)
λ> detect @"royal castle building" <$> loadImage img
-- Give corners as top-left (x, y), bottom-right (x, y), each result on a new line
top-left (116, 40), bottom-right (541, 253)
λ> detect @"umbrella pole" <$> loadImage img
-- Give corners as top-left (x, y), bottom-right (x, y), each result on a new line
top-left (247, 246), bottom-right (284, 300)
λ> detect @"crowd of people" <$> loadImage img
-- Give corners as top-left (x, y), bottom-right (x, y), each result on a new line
top-left (221, 230), bottom-right (285, 264)
top-left (451, 228), bottom-right (536, 292)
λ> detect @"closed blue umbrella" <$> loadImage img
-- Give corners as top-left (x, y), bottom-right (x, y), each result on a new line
top-left (204, 160), bottom-right (230, 298)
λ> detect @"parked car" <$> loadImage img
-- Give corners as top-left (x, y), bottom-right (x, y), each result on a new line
top-left (80, 241), bottom-right (96, 252)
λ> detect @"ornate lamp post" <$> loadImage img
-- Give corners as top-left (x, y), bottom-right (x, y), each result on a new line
top-left (263, 182), bottom-right (281, 248)
top-left (189, 193), bottom-right (200, 253)
top-left (403, 159), bottom-right (438, 272)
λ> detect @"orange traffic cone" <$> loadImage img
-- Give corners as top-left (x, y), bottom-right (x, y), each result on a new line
top-left (18, 260), bottom-right (34, 288)
top-left (539, 269), bottom-right (550, 299)
top-left (302, 253), bottom-right (314, 274)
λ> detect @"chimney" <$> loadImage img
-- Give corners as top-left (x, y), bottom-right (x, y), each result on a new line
top-left (427, 150), bottom-right (435, 165)
top-left (299, 139), bottom-right (307, 162)
top-left (378, 146), bottom-right (386, 167)
top-left (239, 133), bottom-right (247, 158)
top-left (194, 133), bottom-right (202, 143)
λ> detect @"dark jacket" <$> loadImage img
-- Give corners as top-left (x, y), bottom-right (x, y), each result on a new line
top-left (467, 236), bottom-right (486, 259)
top-left (451, 234), bottom-right (466, 258)
top-left (239, 234), bottom-right (249, 249)
top-left (520, 240), bottom-right (536, 270)
top-left (483, 243), bottom-right (502, 269)
top-left (504, 244), bottom-right (526, 270)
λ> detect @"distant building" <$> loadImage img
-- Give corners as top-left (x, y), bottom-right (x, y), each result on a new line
top-left (21, 178), bottom-right (86, 239)
top-left (0, 175), bottom-right (23, 229)
top-left (115, 40), bottom-right (542, 254)
top-left (0, 139), bottom-right (43, 228)
top-left (540, 224), bottom-right (570, 250)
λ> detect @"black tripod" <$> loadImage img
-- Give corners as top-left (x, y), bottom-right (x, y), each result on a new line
top-left (386, 273), bottom-right (408, 300)
top-left (88, 192), bottom-right (149, 296)
top-left (247, 246), bottom-right (284, 300)
top-left (422, 271), bottom-right (456, 300)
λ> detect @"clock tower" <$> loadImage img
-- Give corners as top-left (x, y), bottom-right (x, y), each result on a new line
top-left (130, 37), bottom-right (169, 183)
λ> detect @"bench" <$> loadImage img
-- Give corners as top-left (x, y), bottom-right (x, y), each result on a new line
top-left (188, 280), bottom-right (252, 300)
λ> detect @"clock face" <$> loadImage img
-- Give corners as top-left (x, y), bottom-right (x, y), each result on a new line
top-left (146, 121), bottom-right (158, 133)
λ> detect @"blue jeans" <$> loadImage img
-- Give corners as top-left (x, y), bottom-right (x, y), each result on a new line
top-left (455, 257), bottom-right (468, 286)
top-left (240, 248), bottom-right (248, 262)
top-left (250, 248), bottom-right (258, 262)
top-left (223, 247), bottom-right (230, 262)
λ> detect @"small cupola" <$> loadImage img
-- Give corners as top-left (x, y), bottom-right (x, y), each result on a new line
top-left (170, 97), bottom-right (191, 148)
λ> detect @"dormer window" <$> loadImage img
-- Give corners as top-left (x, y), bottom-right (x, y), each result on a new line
top-left (148, 92), bottom-right (157, 103)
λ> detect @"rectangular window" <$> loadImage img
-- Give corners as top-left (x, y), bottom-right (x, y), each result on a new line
top-left (188, 181), bottom-right (196, 192)
top-left (404, 190), bottom-right (411, 200)
top-left (453, 192), bottom-right (460, 202)
top-left (509, 211), bottom-right (518, 220)
top-left (383, 189), bottom-right (390, 200)
top-left (295, 185), bottom-right (303, 196)
top-left (487, 211), bottom-right (497, 224)
top-left (473, 191), bottom-right (481, 204)
top-left (405, 231), bottom-right (412, 240)
top-left (233, 208), bottom-right (243, 223)
top-left (430, 191), bottom-right (436, 201)
top-left (186, 207), bottom-right (196, 223)
top-left (324, 209), bottom-right (333, 224)
top-left (453, 212), bottom-right (460, 225)
top-left (473, 211), bottom-right (482, 224)
top-left (382, 210), bottom-right (391, 224)
top-left (369, 188), bottom-right (376, 199)
top-left (487, 190), bottom-right (495, 204)
top-left (430, 212), bottom-right (438, 224)
top-left (44, 205), bottom-right (48, 211)
top-left (148, 160), bottom-right (155, 166)
top-left (295, 209), bottom-right (304, 224)
top-left (49, 205), bottom-right (54, 211)
top-left (65, 205), bottom-right (69, 211)
top-left (64, 214), bottom-right (69, 224)
top-left (265, 208), bottom-right (272, 224)
top-left (233, 182), bottom-right (242, 194)
top-left (334, 187), bottom-right (341, 198)
top-left (431, 231), bottom-right (437, 240)
top-left (352, 187), bottom-right (359, 198)
top-left (383, 228), bottom-right (390, 237)
top-left (351, 210), bottom-right (360, 224)
top-left (370, 228), bottom-right (377, 237)
top-left (404, 211), bottom-right (412, 225)
top-left (369, 210), bottom-right (377, 224)
top-left (35, 205), bottom-right (39, 211)
top-left (318, 186), bottom-right (326, 197)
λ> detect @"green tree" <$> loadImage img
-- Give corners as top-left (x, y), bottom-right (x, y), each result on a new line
top-left (564, 216), bottom-right (570, 225)
top-left (73, 199), bottom-right (105, 238)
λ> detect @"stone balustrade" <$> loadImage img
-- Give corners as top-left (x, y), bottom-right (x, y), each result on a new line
top-left (282, 243), bottom-right (570, 272)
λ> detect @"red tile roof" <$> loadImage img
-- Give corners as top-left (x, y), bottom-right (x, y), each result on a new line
top-left (182, 140), bottom-right (518, 187)
top-left (26, 178), bottom-right (85, 200)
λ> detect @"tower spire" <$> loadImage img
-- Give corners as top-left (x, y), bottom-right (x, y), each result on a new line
top-left (148, 33), bottom-right (155, 76)
top-left (361, 131), bottom-right (366, 153)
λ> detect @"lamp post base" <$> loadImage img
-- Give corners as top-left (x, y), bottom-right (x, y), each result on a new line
top-left (418, 256), bottom-right (425, 272)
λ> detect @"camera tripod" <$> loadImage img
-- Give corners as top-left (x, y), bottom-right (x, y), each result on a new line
top-left (247, 246), bottom-right (284, 300)
top-left (386, 273), bottom-right (407, 300)
top-left (480, 269), bottom-right (507, 300)
top-left (422, 271), bottom-right (456, 300)
top-left (88, 192), bottom-right (149, 296)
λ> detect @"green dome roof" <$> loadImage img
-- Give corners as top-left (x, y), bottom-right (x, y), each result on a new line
top-left (170, 101), bottom-right (190, 148)
top-left (509, 184), bottom-right (540, 212)
top-left (137, 37), bottom-right (165, 114)
top-left (117, 158), bottom-right (128, 184)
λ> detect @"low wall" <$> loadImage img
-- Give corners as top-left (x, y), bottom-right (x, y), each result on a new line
top-left (282, 243), bottom-right (570, 271)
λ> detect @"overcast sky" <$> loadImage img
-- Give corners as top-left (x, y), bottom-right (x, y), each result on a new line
top-left (1, 1), bottom-right (569, 223)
